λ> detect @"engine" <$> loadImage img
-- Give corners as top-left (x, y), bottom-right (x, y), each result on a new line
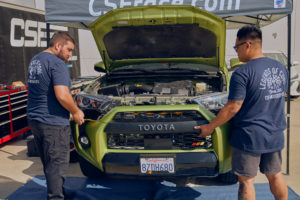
top-left (75, 79), bottom-right (227, 120)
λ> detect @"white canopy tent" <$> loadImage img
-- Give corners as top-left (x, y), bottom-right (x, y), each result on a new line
top-left (44, 0), bottom-right (294, 174)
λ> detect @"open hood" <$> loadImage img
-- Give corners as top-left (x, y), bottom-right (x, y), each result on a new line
top-left (89, 5), bottom-right (226, 72)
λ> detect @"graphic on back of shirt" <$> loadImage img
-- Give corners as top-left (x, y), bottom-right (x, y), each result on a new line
top-left (28, 59), bottom-right (42, 84)
top-left (259, 67), bottom-right (286, 101)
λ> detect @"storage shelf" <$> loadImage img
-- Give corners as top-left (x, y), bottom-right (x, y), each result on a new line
top-left (12, 113), bottom-right (27, 121)
top-left (0, 98), bottom-right (9, 104)
top-left (0, 119), bottom-right (10, 126)
top-left (0, 104), bottom-right (9, 109)
top-left (0, 110), bottom-right (10, 116)
top-left (10, 94), bottom-right (27, 100)
top-left (0, 86), bottom-right (29, 144)
top-left (11, 105), bottom-right (27, 112)
top-left (10, 99), bottom-right (27, 105)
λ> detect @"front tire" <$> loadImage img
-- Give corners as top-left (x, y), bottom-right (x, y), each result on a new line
top-left (78, 154), bottom-right (105, 178)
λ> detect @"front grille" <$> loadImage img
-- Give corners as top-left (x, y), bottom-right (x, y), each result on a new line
top-left (106, 110), bottom-right (212, 150)
top-left (173, 133), bottom-right (212, 149)
top-left (107, 132), bottom-right (212, 150)
top-left (108, 133), bottom-right (144, 149)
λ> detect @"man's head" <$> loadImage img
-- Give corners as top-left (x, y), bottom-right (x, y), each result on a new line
top-left (49, 32), bottom-right (75, 62)
top-left (234, 25), bottom-right (263, 62)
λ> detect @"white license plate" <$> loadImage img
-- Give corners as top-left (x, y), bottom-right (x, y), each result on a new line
top-left (140, 157), bottom-right (175, 174)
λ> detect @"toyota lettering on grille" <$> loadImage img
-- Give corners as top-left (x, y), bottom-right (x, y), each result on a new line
top-left (138, 123), bottom-right (175, 131)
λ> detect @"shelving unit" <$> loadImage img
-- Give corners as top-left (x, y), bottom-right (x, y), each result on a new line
top-left (0, 85), bottom-right (30, 144)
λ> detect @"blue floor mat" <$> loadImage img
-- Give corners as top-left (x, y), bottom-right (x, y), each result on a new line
top-left (6, 175), bottom-right (300, 200)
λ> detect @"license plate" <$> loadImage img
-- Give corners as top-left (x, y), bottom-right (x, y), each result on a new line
top-left (140, 157), bottom-right (175, 174)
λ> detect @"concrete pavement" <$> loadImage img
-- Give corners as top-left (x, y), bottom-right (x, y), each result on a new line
top-left (1, 98), bottom-right (300, 199)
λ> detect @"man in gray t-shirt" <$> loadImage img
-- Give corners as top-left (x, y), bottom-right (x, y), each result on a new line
top-left (27, 32), bottom-right (84, 200)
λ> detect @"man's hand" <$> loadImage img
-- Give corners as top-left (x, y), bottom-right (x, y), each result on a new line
top-left (54, 85), bottom-right (85, 125)
top-left (72, 109), bottom-right (85, 125)
top-left (194, 124), bottom-right (215, 137)
top-left (194, 99), bottom-right (243, 137)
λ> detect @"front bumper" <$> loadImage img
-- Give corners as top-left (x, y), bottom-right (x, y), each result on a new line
top-left (102, 152), bottom-right (218, 177)
top-left (72, 105), bottom-right (232, 176)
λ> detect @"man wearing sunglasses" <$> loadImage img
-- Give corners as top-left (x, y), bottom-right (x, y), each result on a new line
top-left (195, 25), bottom-right (288, 200)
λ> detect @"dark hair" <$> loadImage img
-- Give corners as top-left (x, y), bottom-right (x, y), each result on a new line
top-left (49, 31), bottom-right (75, 47)
top-left (237, 25), bottom-right (262, 41)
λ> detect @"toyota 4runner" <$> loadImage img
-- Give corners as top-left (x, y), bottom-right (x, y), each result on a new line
top-left (72, 5), bottom-right (237, 184)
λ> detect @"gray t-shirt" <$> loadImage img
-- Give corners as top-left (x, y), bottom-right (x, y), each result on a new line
top-left (27, 52), bottom-right (71, 125)
top-left (228, 57), bottom-right (288, 153)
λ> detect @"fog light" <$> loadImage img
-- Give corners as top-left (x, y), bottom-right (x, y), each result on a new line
top-left (79, 135), bottom-right (91, 149)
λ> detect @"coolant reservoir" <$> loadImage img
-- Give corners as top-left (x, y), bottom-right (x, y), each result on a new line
top-left (195, 82), bottom-right (207, 93)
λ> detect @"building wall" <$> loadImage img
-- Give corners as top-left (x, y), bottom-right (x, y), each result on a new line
top-left (262, 0), bottom-right (300, 65)
top-left (226, 18), bottom-right (289, 62)
top-left (0, 0), bottom-right (82, 84)
top-left (78, 29), bottom-right (101, 76)
top-left (226, 1), bottom-right (299, 72)
top-left (292, 0), bottom-right (300, 65)
top-left (2, 0), bottom-right (35, 8)
top-left (1, 0), bottom-right (44, 10)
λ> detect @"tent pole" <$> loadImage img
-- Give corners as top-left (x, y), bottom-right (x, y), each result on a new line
top-left (286, 14), bottom-right (291, 176)
top-left (46, 23), bottom-right (50, 48)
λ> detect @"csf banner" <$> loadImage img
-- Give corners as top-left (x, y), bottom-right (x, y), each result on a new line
top-left (45, 0), bottom-right (292, 25)
top-left (0, 5), bottom-right (81, 85)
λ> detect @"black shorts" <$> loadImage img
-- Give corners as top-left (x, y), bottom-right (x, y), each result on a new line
top-left (232, 147), bottom-right (282, 177)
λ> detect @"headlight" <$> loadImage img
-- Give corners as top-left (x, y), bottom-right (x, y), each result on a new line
top-left (191, 92), bottom-right (228, 111)
top-left (74, 93), bottom-right (119, 113)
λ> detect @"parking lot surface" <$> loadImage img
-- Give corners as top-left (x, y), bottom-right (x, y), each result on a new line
top-left (1, 98), bottom-right (300, 199)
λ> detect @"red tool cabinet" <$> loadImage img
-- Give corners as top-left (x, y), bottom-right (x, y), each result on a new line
top-left (0, 85), bottom-right (30, 145)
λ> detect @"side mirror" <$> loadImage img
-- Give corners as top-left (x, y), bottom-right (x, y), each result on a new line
top-left (292, 61), bottom-right (299, 66)
top-left (94, 61), bottom-right (107, 73)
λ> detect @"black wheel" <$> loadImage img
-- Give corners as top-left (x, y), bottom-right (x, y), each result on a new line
top-left (78, 154), bottom-right (105, 178)
top-left (219, 170), bottom-right (238, 184)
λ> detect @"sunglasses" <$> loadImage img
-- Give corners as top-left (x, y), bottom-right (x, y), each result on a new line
top-left (233, 41), bottom-right (249, 52)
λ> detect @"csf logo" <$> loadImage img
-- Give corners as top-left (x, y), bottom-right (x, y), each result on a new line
top-left (10, 18), bottom-right (68, 47)
top-left (274, 0), bottom-right (286, 8)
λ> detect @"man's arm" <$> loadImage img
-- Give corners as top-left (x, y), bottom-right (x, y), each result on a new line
top-left (194, 100), bottom-right (243, 136)
top-left (54, 85), bottom-right (85, 125)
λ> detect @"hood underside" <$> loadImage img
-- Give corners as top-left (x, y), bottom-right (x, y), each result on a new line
top-left (89, 5), bottom-right (226, 72)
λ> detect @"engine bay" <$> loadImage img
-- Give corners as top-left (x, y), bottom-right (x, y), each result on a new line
top-left (90, 75), bottom-right (223, 96)
top-left (76, 74), bottom-right (227, 120)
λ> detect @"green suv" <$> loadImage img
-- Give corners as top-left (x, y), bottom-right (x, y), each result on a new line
top-left (72, 5), bottom-right (237, 183)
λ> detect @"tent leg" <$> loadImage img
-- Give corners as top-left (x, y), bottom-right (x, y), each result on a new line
top-left (286, 14), bottom-right (291, 176)
top-left (46, 23), bottom-right (50, 48)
